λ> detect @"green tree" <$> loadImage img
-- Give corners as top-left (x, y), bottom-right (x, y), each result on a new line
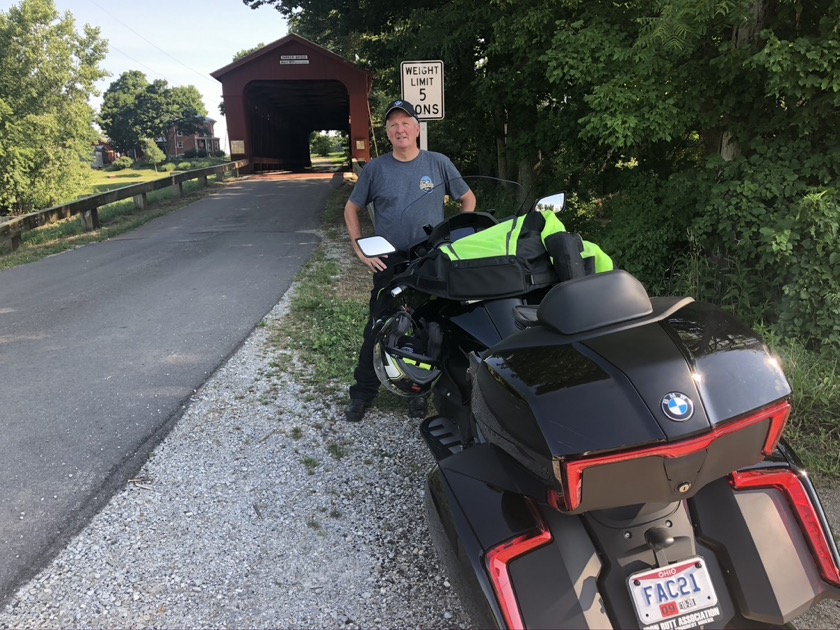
top-left (538, 0), bottom-right (840, 343)
top-left (0, 0), bottom-right (107, 215)
top-left (100, 74), bottom-right (208, 157)
top-left (310, 132), bottom-right (334, 156)
top-left (141, 138), bottom-right (166, 171)
top-left (99, 70), bottom-right (149, 155)
top-left (233, 43), bottom-right (265, 61)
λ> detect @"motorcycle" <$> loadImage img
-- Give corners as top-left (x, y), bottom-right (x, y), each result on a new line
top-left (356, 184), bottom-right (840, 629)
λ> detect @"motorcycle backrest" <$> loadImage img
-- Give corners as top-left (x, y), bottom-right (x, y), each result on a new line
top-left (537, 269), bottom-right (653, 335)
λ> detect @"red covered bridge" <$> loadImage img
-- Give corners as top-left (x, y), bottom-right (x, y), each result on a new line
top-left (212, 34), bottom-right (373, 172)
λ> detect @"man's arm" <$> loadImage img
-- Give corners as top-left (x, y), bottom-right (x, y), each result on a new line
top-left (344, 199), bottom-right (387, 272)
top-left (458, 189), bottom-right (476, 213)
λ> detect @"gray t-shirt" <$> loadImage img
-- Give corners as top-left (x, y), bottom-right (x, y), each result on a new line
top-left (349, 150), bottom-right (470, 251)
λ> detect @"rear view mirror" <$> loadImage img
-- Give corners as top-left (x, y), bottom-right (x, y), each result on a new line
top-left (356, 235), bottom-right (397, 258)
top-left (534, 192), bottom-right (567, 213)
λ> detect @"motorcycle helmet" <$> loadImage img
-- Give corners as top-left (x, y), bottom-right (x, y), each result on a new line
top-left (373, 312), bottom-right (443, 397)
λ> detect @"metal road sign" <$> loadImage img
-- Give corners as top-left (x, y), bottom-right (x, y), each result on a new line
top-left (400, 60), bottom-right (444, 120)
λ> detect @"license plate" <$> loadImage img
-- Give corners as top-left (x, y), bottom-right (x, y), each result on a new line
top-left (627, 557), bottom-right (719, 628)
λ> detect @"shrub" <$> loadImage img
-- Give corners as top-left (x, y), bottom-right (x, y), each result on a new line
top-left (142, 139), bottom-right (166, 170)
top-left (177, 162), bottom-right (192, 171)
top-left (311, 133), bottom-right (334, 157)
top-left (111, 156), bottom-right (134, 170)
top-left (212, 150), bottom-right (226, 158)
top-left (184, 149), bottom-right (197, 158)
top-left (161, 163), bottom-right (176, 172)
top-left (771, 192), bottom-right (840, 348)
top-left (598, 172), bottom-right (701, 293)
top-left (690, 142), bottom-right (840, 347)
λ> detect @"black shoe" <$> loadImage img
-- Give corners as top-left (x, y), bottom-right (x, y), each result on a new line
top-left (344, 399), bottom-right (371, 422)
top-left (408, 395), bottom-right (429, 419)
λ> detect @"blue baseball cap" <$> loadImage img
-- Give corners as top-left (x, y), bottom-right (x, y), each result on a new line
top-left (384, 100), bottom-right (419, 122)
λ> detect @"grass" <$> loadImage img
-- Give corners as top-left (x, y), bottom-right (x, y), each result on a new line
top-left (87, 158), bottom-right (230, 194)
top-left (89, 166), bottom-right (169, 194)
top-left (311, 152), bottom-right (349, 167)
top-left (0, 167), bottom-right (238, 270)
top-left (301, 456), bottom-right (320, 475)
top-left (764, 332), bottom-right (840, 477)
top-left (327, 442), bottom-right (347, 460)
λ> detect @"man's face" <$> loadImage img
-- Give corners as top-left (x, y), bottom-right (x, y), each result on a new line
top-left (386, 110), bottom-right (420, 150)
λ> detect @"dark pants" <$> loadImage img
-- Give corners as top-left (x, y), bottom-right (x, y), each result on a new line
top-left (349, 252), bottom-right (408, 402)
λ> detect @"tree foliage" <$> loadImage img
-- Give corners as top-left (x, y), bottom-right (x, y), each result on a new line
top-left (310, 132), bottom-right (335, 157)
top-left (98, 70), bottom-right (148, 156)
top-left (99, 73), bottom-right (208, 156)
top-left (0, 0), bottom-right (107, 215)
top-left (141, 138), bottom-right (166, 171)
top-left (244, 0), bottom-right (840, 346)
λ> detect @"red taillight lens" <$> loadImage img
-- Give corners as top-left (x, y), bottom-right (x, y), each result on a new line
top-left (731, 468), bottom-right (840, 588)
top-left (485, 501), bottom-right (553, 630)
top-left (559, 400), bottom-right (791, 512)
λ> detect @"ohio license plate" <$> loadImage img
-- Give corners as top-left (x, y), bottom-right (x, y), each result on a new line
top-left (627, 557), bottom-right (719, 628)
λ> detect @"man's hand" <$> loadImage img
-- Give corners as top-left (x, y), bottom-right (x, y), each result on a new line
top-left (354, 247), bottom-right (387, 273)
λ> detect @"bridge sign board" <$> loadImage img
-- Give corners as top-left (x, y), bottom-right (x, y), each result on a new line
top-left (400, 60), bottom-right (444, 120)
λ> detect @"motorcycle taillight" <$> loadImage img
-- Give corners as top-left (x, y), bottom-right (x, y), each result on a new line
top-left (730, 468), bottom-right (840, 588)
top-left (485, 500), bottom-right (552, 630)
top-left (555, 399), bottom-right (791, 513)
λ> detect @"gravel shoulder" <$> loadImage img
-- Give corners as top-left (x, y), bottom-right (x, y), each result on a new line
top-left (1, 237), bottom-right (838, 629)
top-left (0, 278), bottom-right (469, 629)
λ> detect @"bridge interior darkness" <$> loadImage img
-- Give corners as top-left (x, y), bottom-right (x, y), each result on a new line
top-left (246, 79), bottom-right (350, 171)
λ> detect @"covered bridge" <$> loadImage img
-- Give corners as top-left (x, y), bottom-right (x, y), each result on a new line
top-left (212, 34), bottom-right (373, 172)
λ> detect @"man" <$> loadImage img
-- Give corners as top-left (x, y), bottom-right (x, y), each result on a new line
top-left (343, 99), bottom-right (476, 423)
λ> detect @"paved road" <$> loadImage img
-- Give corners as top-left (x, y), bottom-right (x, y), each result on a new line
top-left (0, 172), bottom-right (338, 604)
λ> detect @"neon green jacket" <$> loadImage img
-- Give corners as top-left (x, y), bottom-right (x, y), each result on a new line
top-left (438, 210), bottom-right (613, 273)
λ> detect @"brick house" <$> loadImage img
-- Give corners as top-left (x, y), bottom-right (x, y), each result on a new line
top-left (164, 117), bottom-right (222, 158)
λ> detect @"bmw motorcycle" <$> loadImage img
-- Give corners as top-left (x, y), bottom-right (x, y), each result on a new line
top-left (356, 188), bottom-right (840, 630)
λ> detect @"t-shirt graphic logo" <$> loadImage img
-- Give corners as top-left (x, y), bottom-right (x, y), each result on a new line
top-left (419, 176), bottom-right (434, 193)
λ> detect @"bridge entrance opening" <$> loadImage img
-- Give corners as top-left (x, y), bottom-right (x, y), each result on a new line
top-left (246, 79), bottom-right (350, 172)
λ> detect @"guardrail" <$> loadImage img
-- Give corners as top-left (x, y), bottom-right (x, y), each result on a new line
top-left (0, 159), bottom-right (249, 252)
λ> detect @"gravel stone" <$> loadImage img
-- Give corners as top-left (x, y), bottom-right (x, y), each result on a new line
top-left (0, 237), bottom-right (837, 629)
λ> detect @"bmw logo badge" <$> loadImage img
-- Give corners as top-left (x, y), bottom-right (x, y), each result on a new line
top-left (661, 392), bottom-right (694, 422)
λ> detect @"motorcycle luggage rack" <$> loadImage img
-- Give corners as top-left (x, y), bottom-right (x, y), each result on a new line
top-left (420, 415), bottom-right (464, 461)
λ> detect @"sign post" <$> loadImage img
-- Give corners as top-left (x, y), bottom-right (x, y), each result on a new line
top-left (400, 60), bottom-right (444, 151)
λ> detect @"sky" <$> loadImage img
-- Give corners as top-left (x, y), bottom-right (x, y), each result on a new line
top-left (0, 0), bottom-right (290, 152)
